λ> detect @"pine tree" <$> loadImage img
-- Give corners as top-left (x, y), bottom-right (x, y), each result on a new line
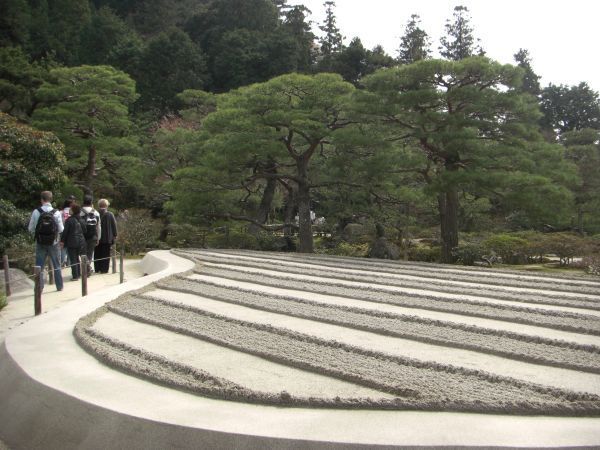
top-left (398, 14), bottom-right (431, 65)
top-left (318, 1), bottom-right (343, 56)
top-left (514, 48), bottom-right (541, 96)
top-left (439, 5), bottom-right (483, 60)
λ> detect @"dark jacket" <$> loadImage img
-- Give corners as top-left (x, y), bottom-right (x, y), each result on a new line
top-left (61, 215), bottom-right (86, 253)
top-left (99, 209), bottom-right (118, 244)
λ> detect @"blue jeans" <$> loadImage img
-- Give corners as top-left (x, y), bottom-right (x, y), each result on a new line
top-left (35, 242), bottom-right (64, 291)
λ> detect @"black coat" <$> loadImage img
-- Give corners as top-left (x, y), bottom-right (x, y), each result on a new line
top-left (99, 209), bottom-right (118, 244)
top-left (61, 215), bottom-right (86, 253)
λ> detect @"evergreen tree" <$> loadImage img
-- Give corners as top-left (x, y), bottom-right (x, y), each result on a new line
top-left (32, 65), bottom-right (139, 197)
top-left (358, 57), bottom-right (573, 262)
top-left (47, 0), bottom-right (92, 64)
top-left (439, 5), bottom-right (483, 60)
top-left (513, 48), bottom-right (541, 97)
top-left (136, 28), bottom-right (207, 113)
top-left (0, 46), bottom-right (48, 118)
top-left (398, 14), bottom-right (431, 64)
top-left (318, 1), bottom-right (343, 57)
top-left (540, 82), bottom-right (600, 136)
top-left (281, 5), bottom-right (315, 72)
top-left (0, 0), bottom-right (31, 47)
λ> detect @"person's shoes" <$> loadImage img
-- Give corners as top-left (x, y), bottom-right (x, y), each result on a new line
top-left (57, 287), bottom-right (63, 291)
top-left (72, 277), bottom-right (79, 281)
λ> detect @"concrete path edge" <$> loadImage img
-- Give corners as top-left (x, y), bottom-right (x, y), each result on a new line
top-left (1, 250), bottom-right (600, 449)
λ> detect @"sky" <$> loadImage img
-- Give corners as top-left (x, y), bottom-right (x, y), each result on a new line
top-left (299, 0), bottom-right (600, 92)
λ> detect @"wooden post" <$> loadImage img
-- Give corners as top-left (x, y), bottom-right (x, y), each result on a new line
top-left (47, 256), bottom-right (54, 285)
top-left (3, 255), bottom-right (11, 297)
top-left (34, 266), bottom-right (42, 315)
top-left (111, 245), bottom-right (117, 274)
top-left (119, 247), bottom-right (124, 284)
top-left (81, 255), bottom-right (88, 297)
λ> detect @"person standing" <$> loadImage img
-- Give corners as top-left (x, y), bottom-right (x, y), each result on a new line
top-left (59, 198), bottom-right (73, 267)
top-left (94, 198), bottom-right (118, 274)
top-left (60, 203), bottom-right (86, 281)
top-left (80, 195), bottom-right (101, 275)
top-left (28, 191), bottom-right (64, 291)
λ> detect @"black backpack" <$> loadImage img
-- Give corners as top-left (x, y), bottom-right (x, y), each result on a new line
top-left (83, 209), bottom-right (98, 240)
top-left (35, 207), bottom-right (58, 245)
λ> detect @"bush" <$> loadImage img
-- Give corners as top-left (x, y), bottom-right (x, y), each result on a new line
top-left (408, 245), bottom-right (441, 263)
top-left (0, 291), bottom-right (6, 311)
top-left (118, 209), bottom-right (162, 255)
top-left (164, 223), bottom-right (207, 248)
top-left (582, 255), bottom-right (600, 276)
top-left (452, 243), bottom-right (486, 266)
top-left (321, 242), bottom-right (370, 257)
top-left (0, 199), bottom-right (30, 256)
top-left (482, 234), bottom-right (528, 264)
top-left (544, 233), bottom-right (588, 266)
top-left (205, 229), bottom-right (259, 250)
top-left (4, 232), bottom-right (34, 272)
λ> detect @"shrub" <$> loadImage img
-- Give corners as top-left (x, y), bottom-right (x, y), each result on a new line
top-left (582, 255), bottom-right (600, 276)
top-left (118, 209), bottom-right (162, 255)
top-left (4, 232), bottom-right (34, 272)
top-left (164, 223), bottom-right (207, 248)
top-left (322, 242), bottom-right (370, 257)
top-left (543, 233), bottom-right (587, 266)
top-left (482, 234), bottom-right (528, 264)
top-left (408, 245), bottom-right (441, 263)
top-left (0, 291), bottom-right (6, 311)
top-left (205, 229), bottom-right (259, 250)
top-left (0, 200), bottom-right (30, 256)
top-left (452, 243), bottom-right (486, 266)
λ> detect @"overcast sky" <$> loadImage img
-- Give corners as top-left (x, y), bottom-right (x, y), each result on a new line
top-left (299, 0), bottom-right (600, 92)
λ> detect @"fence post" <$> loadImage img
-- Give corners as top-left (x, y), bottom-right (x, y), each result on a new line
top-left (47, 256), bottom-right (54, 285)
top-left (111, 245), bottom-right (117, 274)
top-left (119, 246), bottom-right (124, 284)
top-left (81, 255), bottom-right (88, 297)
top-left (34, 266), bottom-right (42, 315)
top-left (3, 255), bottom-right (11, 297)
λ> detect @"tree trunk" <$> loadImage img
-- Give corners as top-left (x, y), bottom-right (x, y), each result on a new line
top-left (283, 185), bottom-right (296, 237)
top-left (296, 159), bottom-right (313, 253)
top-left (85, 144), bottom-right (97, 196)
top-left (248, 173), bottom-right (277, 235)
top-left (438, 188), bottom-right (459, 263)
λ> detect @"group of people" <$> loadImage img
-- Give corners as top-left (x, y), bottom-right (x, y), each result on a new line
top-left (28, 191), bottom-right (118, 292)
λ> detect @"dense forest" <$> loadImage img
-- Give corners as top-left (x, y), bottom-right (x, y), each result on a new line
top-left (1, 0), bottom-right (599, 271)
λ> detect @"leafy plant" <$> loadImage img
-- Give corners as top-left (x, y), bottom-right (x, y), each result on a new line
top-left (118, 209), bottom-right (162, 255)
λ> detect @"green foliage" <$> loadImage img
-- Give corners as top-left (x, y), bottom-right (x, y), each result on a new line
top-left (0, 46), bottom-right (48, 118)
top-left (408, 245), bottom-right (441, 263)
top-left (164, 223), bottom-right (206, 248)
top-left (582, 255), bottom-right (600, 276)
top-left (482, 234), bottom-right (528, 264)
top-left (541, 82), bottom-right (600, 135)
top-left (31, 65), bottom-right (139, 197)
top-left (0, 112), bottom-right (66, 208)
top-left (318, 1), bottom-right (343, 56)
top-left (452, 242), bottom-right (486, 266)
top-left (3, 231), bottom-right (34, 272)
top-left (398, 14), bottom-right (431, 64)
top-left (135, 28), bottom-right (207, 113)
top-left (0, 199), bottom-right (29, 256)
top-left (542, 233), bottom-right (588, 266)
top-left (118, 209), bottom-right (162, 255)
top-left (439, 5), bottom-right (483, 60)
top-left (205, 229), bottom-right (259, 250)
top-left (319, 241), bottom-right (370, 257)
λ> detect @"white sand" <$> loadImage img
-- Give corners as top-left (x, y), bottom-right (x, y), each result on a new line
top-left (149, 288), bottom-right (600, 395)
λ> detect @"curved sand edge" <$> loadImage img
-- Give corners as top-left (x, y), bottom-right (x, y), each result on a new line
top-left (1, 250), bottom-right (600, 448)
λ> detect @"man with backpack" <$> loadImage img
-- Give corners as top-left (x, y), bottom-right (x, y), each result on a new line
top-left (80, 195), bottom-right (101, 275)
top-left (27, 191), bottom-right (64, 291)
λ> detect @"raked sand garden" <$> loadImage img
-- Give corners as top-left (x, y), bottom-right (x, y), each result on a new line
top-left (78, 250), bottom-right (600, 415)
top-left (3, 249), bottom-right (600, 448)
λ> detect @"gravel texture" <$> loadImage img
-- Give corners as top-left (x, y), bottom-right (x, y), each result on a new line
top-left (154, 276), bottom-right (600, 374)
top-left (73, 250), bottom-right (600, 415)
top-left (186, 252), bottom-right (600, 307)
top-left (191, 266), bottom-right (600, 335)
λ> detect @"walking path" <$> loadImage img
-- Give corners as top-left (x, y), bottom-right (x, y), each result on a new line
top-left (0, 260), bottom-right (145, 343)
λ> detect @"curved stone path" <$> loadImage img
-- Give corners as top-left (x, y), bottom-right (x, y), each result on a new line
top-left (3, 249), bottom-right (600, 448)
